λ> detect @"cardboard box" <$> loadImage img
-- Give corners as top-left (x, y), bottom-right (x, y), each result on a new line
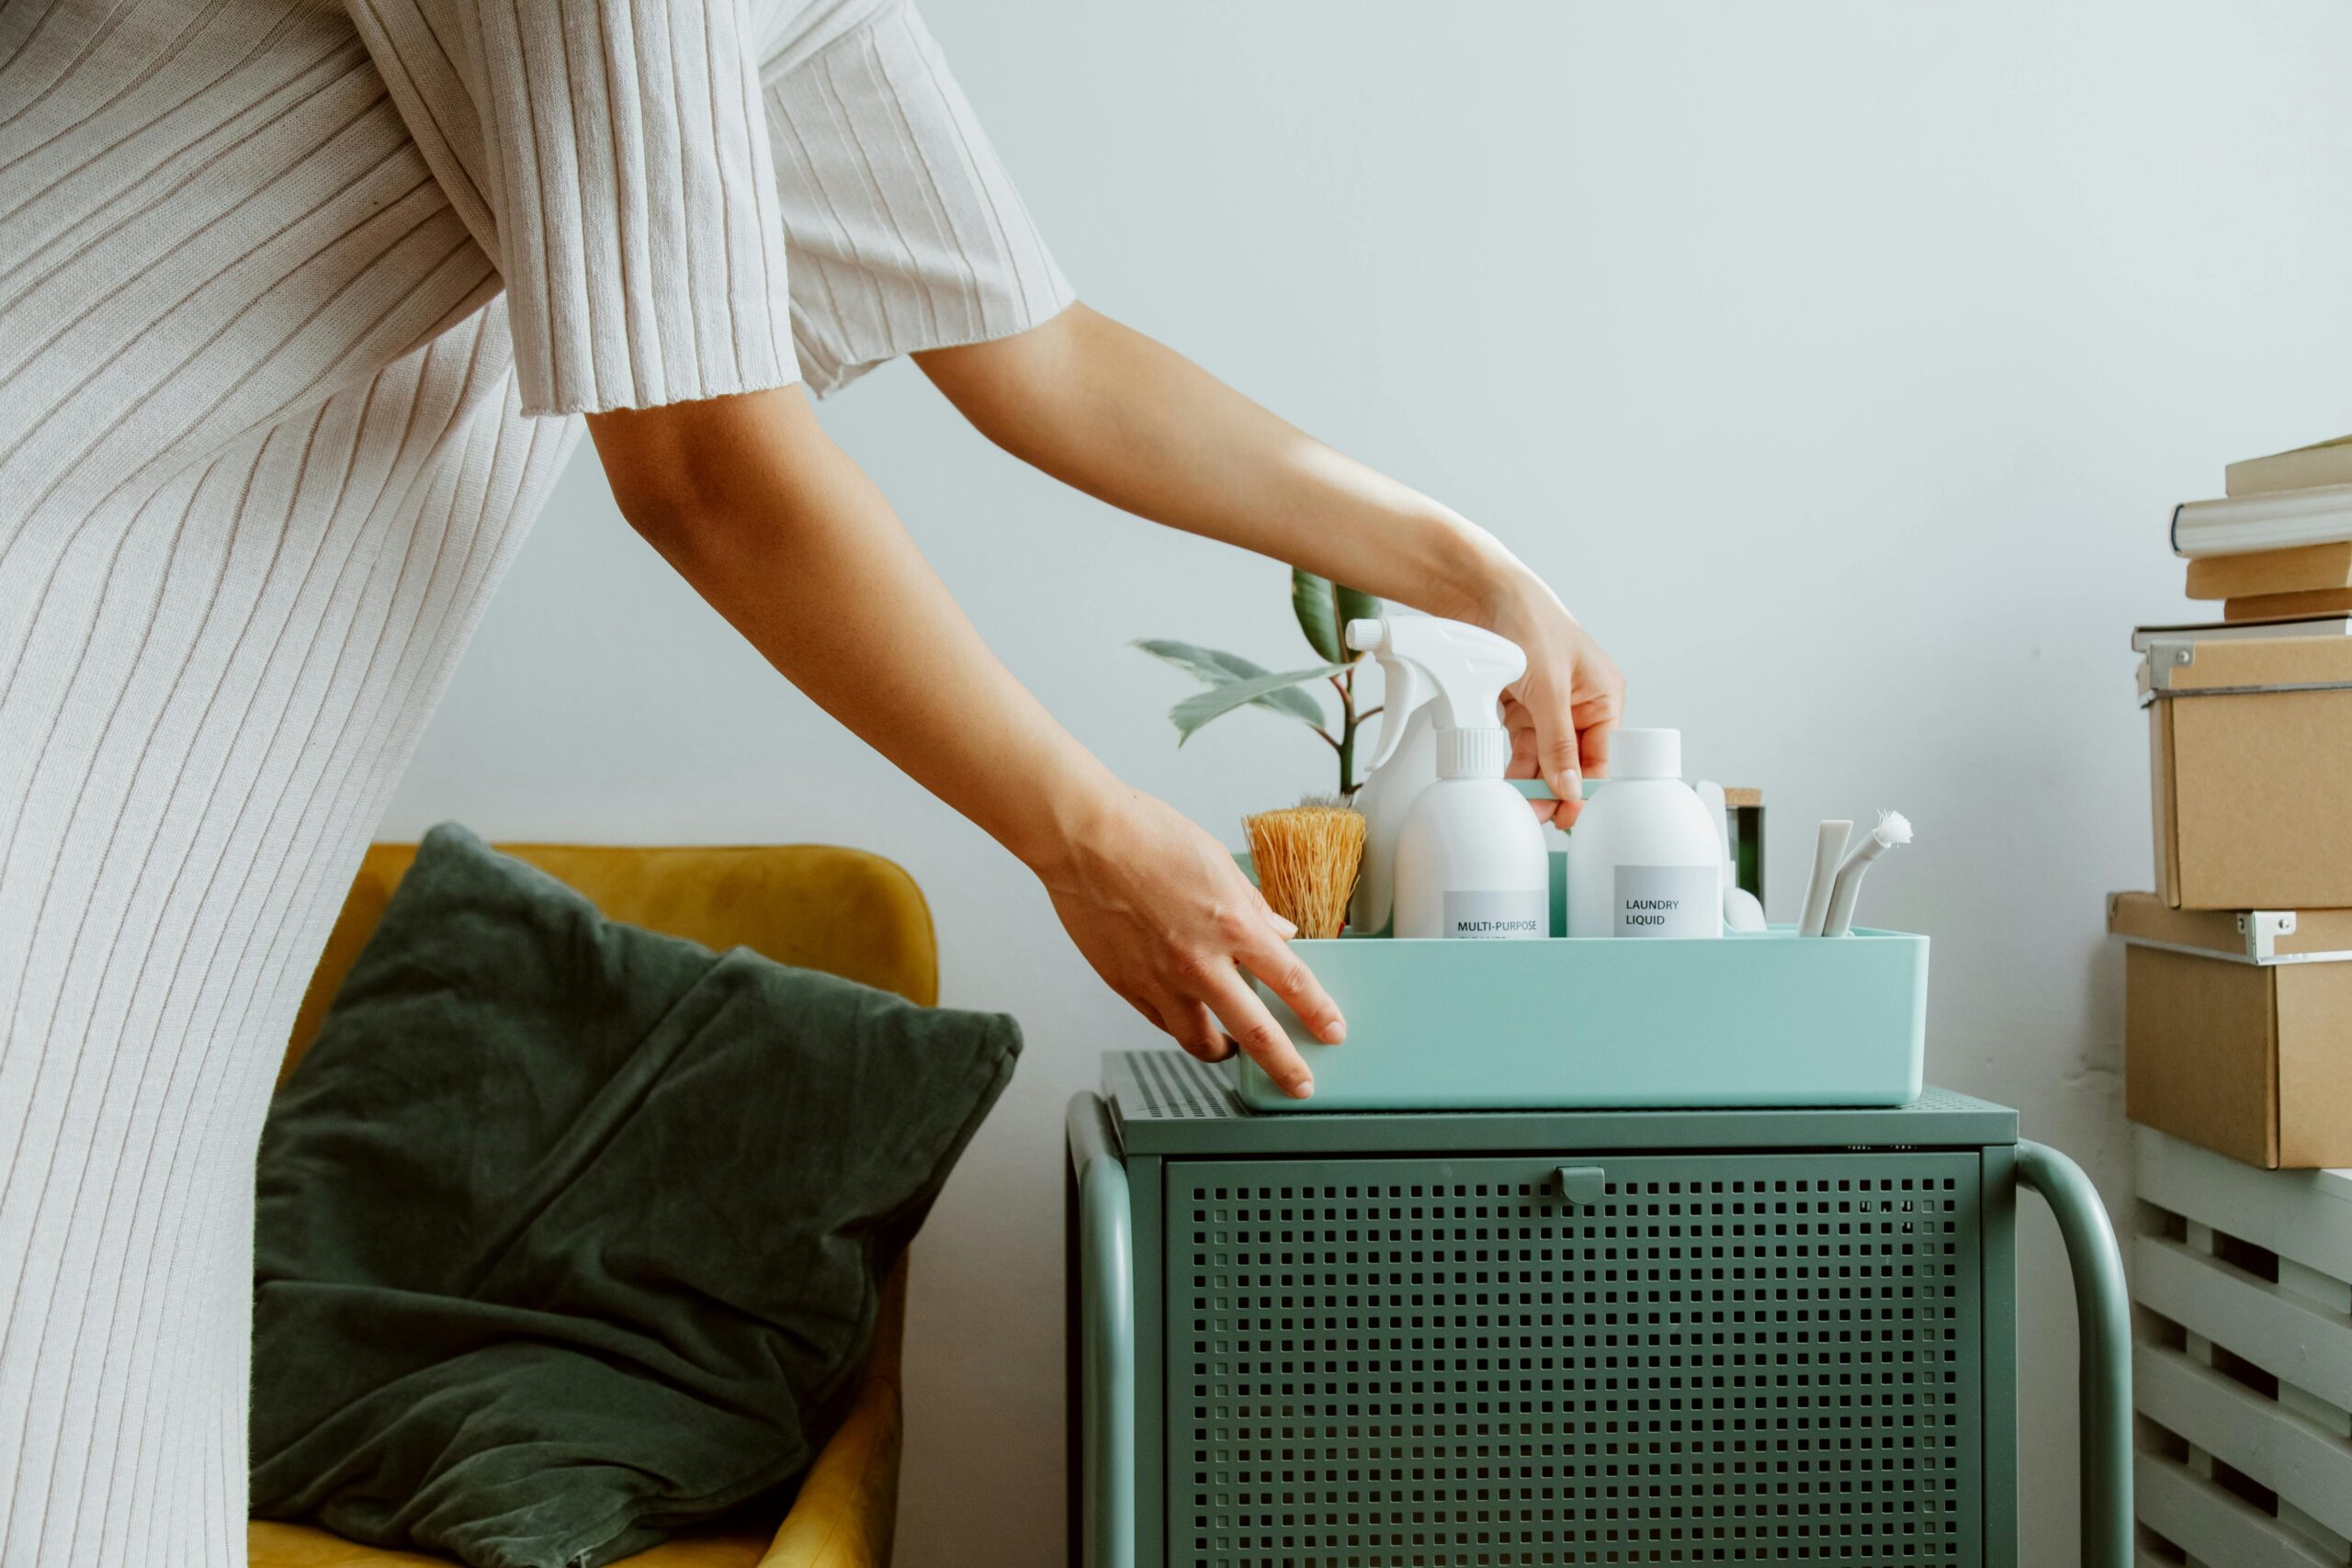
top-left (2140, 632), bottom-right (2352, 908)
top-left (2109, 891), bottom-right (2352, 1168)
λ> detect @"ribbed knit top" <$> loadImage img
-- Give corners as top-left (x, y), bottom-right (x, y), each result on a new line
top-left (349, 0), bottom-right (1069, 413)
top-left (0, 0), bottom-right (1069, 1561)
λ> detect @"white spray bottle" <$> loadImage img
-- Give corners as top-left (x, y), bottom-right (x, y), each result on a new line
top-left (1347, 616), bottom-right (1549, 940)
top-left (1345, 624), bottom-right (1436, 936)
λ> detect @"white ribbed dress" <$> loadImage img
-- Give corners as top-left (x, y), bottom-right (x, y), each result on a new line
top-left (0, 0), bottom-right (1069, 1558)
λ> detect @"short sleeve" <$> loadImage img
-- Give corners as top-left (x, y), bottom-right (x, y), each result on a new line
top-left (759, 1), bottom-right (1075, 397)
top-left (351, 0), bottom-right (803, 416)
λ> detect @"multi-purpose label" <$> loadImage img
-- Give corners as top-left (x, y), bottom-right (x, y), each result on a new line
top-left (1613, 864), bottom-right (1714, 937)
top-left (1439, 888), bottom-right (1547, 939)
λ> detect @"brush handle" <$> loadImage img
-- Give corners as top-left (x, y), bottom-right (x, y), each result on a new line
top-left (1822, 834), bottom-right (1887, 937)
top-left (1797, 820), bottom-right (1852, 937)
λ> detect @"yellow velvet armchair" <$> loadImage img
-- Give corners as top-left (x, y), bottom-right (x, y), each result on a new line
top-left (250, 841), bottom-right (935, 1568)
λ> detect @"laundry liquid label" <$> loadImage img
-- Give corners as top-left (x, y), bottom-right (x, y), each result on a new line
top-left (1440, 888), bottom-right (1547, 939)
top-left (1613, 864), bottom-right (1715, 937)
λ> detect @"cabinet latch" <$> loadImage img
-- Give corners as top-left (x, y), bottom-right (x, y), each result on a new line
top-left (1555, 1165), bottom-right (1608, 1207)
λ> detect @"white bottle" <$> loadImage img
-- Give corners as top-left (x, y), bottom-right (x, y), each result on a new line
top-left (1395, 727), bottom-right (1550, 939)
top-left (1346, 702), bottom-right (1435, 936)
top-left (1347, 616), bottom-right (1535, 937)
top-left (1343, 616), bottom-right (1548, 940)
top-left (1565, 728), bottom-right (1723, 939)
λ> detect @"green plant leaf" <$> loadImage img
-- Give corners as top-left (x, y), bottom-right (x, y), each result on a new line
top-left (1170, 662), bottom-right (1351, 741)
top-left (1290, 570), bottom-right (1385, 662)
top-left (1133, 639), bottom-right (1332, 728)
top-left (1133, 638), bottom-right (1274, 688)
top-left (1291, 570), bottom-right (1341, 660)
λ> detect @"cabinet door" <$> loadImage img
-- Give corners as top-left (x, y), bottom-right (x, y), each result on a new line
top-left (1165, 1153), bottom-right (1984, 1567)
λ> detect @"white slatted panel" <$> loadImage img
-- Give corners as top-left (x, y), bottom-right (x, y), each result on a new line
top-left (2134, 1234), bottom-right (2352, 1409)
top-left (2136, 1348), bottom-right (2352, 1539)
top-left (2136, 1446), bottom-right (2337, 1568)
top-left (2134, 1126), bottom-right (2352, 1568)
top-left (2134, 1128), bottom-right (2352, 1281)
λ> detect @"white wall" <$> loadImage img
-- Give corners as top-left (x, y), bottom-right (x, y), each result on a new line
top-left (383, 4), bottom-right (2352, 1561)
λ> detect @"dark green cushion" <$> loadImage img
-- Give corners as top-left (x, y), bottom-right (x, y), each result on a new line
top-left (250, 823), bottom-right (1020, 1568)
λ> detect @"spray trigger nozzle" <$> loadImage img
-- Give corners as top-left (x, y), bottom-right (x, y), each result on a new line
top-left (1347, 615), bottom-right (1526, 775)
top-left (1350, 619), bottom-right (1430, 772)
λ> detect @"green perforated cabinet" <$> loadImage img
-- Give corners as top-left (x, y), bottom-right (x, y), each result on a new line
top-left (1067, 1054), bottom-right (2132, 1568)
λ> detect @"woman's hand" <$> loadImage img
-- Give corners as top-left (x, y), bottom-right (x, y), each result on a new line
top-left (919, 309), bottom-right (1624, 823)
top-left (591, 389), bottom-right (1341, 1083)
top-left (1036, 786), bottom-right (1342, 1099)
top-left (1479, 558), bottom-right (1624, 829)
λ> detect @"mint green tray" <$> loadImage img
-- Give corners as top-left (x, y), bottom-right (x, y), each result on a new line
top-left (1238, 925), bottom-right (1928, 1112)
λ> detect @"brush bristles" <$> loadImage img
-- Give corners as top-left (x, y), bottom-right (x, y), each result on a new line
top-left (1246, 805), bottom-right (1368, 940)
top-left (1875, 809), bottom-right (1914, 846)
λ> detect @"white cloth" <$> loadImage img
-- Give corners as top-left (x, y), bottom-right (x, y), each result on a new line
top-left (0, 0), bottom-right (1071, 1559)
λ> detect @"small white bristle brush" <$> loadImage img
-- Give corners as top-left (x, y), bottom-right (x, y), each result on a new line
top-left (1822, 810), bottom-right (1912, 936)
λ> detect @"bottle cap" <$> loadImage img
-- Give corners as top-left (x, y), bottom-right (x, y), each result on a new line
top-left (1437, 726), bottom-right (1510, 779)
top-left (1611, 728), bottom-right (1682, 780)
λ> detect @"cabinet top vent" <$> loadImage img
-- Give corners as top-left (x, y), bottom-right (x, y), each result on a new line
top-left (1102, 1049), bottom-right (2017, 1157)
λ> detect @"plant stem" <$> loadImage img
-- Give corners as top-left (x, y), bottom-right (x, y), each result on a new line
top-left (1336, 666), bottom-right (1359, 798)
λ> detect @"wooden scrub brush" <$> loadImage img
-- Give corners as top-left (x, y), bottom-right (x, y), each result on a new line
top-left (1245, 800), bottom-right (1367, 940)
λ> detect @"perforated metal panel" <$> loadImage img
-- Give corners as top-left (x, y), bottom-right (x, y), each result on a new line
top-left (1168, 1154), bottom-right (1983, 1566)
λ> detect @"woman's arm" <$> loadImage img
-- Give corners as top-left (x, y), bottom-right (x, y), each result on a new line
top-left (917, 305), bottom-right (1623, 819)
top-left (585, 387), bottom-right (1338, 1097)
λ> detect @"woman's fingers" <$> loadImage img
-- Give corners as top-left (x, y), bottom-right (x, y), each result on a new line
top-left (1181, 916), bottom-right (1341, 1097)
top-left (1505, 694), bottom-right (1569, 825)
top-left (1114, 987), bottom-right (1168, 1034)
top-left (1503, 662), bottom-right (1586, 807)
top-left (1577, 714), bottom-right (1618, 780)
top-left (1533, 706), bottom-right (1585, 807)
top-left (1035, 788), bottom-right (1344, 1094)
top-left (1521, 636), bottom-right (1624, 824)
top-left (1532, 668), bottom-right (1604, 802)
top-left (1476, 563), bottom-right (1623, 822)
top-left (1238, 919), bottom-right (1344, 1044)
top-left (1166, 998), bottom-right (1234, 1064)
top-left (1196, 962), bottom-right (1317, 1100)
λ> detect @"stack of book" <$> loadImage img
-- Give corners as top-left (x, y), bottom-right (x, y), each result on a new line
top-left (2172, 435), bottom-right (2352, 619)
top-left (2109, 438), bottom-right (2352, 1169)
